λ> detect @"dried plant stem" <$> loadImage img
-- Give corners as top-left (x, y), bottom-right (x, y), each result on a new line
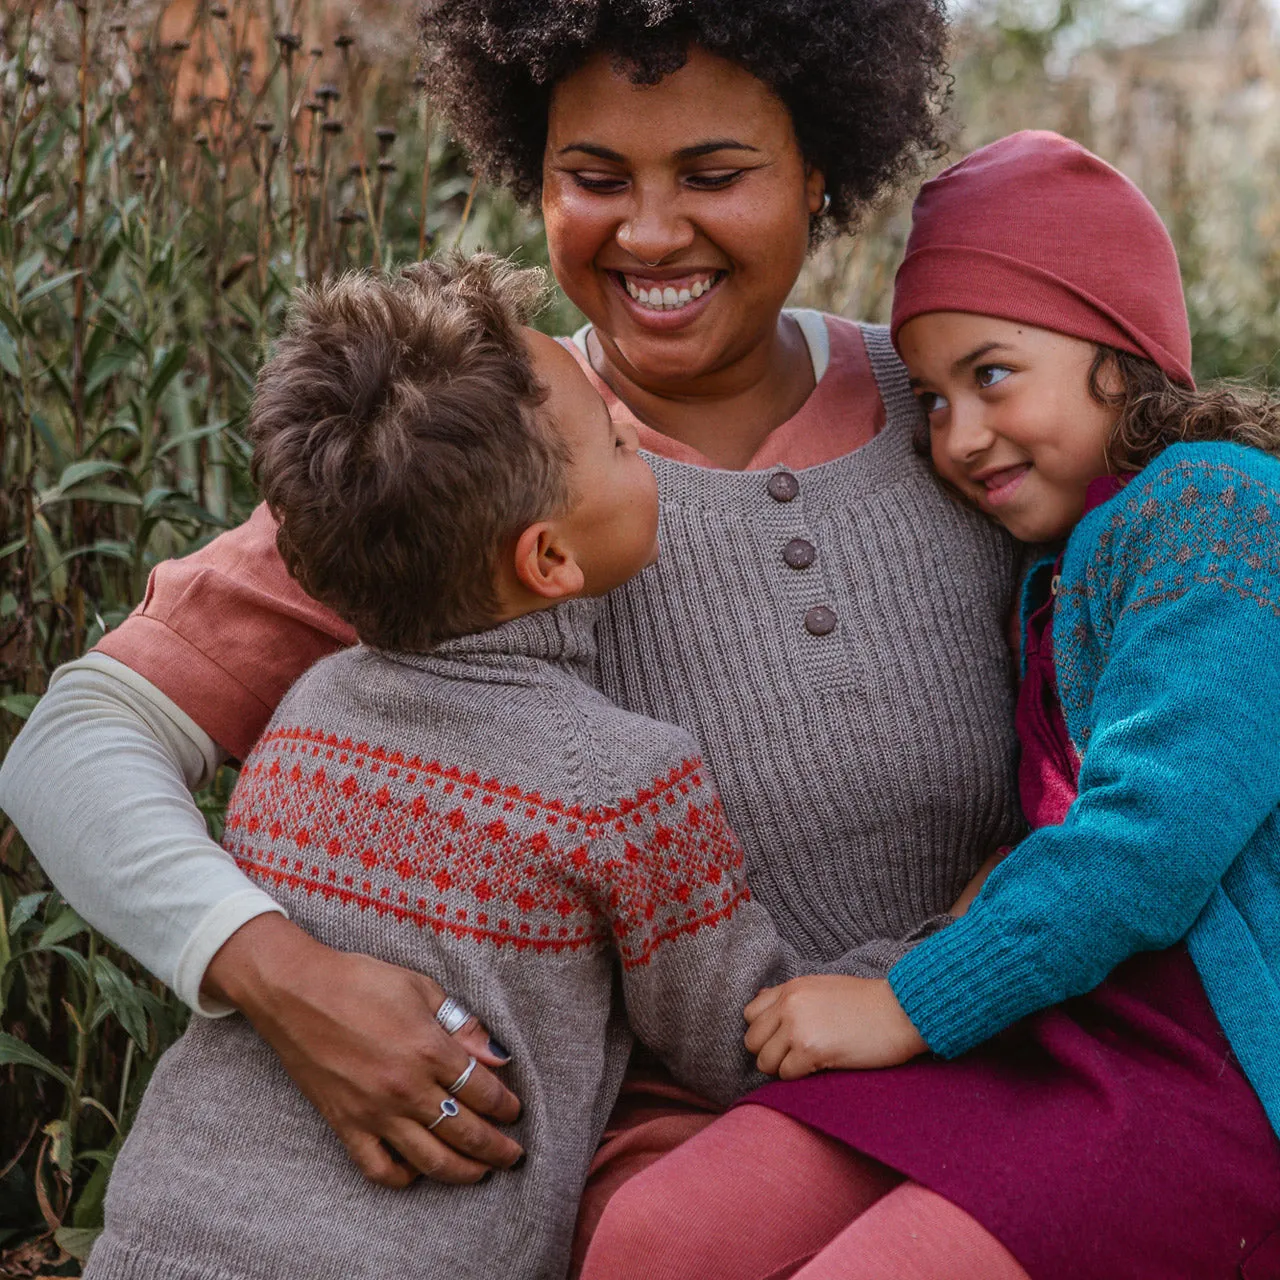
top-left (452, 172), bottom-right (479, 249)
top-left (417, 103), bottom-right (432, 259)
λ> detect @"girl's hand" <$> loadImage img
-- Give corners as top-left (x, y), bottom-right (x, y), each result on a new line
top-left (744, 976), bottom-right (928, 1079)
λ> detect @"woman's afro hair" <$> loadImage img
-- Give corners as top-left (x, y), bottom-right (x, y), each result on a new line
top-left (417, 0), bottom-right (949, 235)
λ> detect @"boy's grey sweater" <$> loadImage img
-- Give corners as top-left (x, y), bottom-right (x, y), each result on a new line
top-left (87, 599), bottom-right (803, 1280)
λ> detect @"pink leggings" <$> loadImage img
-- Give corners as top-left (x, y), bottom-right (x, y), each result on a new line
top-left (579, 1104), bottom-right (1030, 1280)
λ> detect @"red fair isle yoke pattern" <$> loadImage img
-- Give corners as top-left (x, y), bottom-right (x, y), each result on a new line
top-left (223, 726), bottom-right (751, 969)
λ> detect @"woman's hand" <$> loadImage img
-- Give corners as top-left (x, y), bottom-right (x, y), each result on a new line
top-left (203, 914), bottom-right (525, 1188)
top-left (744, 975), bottom-right (927, 1079)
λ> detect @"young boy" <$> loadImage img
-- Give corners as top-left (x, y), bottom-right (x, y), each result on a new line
top-left (84, 256), bottom-right (800, 1280)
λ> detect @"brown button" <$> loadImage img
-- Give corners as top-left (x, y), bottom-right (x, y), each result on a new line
top-left (803, 606), bottom-right (838, 636)
top-left (767, 471), bottom-right (800, 503)
top-left (783, 538), bottom-right (816, 569)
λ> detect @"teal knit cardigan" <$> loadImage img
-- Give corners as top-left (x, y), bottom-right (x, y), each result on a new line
top-left (890, 441), bottom-right (1280, 1137)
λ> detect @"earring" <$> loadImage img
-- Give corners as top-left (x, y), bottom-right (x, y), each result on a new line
top-left (817, 191), bottom-right (832, 217)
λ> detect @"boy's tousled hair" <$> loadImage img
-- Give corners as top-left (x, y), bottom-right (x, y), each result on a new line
top-left (249, 254), bottom-right (568, 652)
top-left (1091, 349), bottom-right (1280, 470)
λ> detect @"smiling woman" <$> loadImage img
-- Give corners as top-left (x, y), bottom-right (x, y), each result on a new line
top-left (0, 2), bottom-right (1035, 1278)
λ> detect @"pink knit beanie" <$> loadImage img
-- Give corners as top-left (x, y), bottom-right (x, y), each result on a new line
top-left (890, 131), bottom-right (1194, 388)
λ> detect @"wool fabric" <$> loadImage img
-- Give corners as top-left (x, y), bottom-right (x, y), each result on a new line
top-left (86, 599), bottom-right (801, 1280)
top-left (594, 326), bottom-right (1023, 963)
top-left (890, 441), bottom-right (1280, 1137)
top-left (890, 131), bottom-right (1195, 388)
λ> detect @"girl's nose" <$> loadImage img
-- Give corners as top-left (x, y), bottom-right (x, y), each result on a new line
top-left (944, 400), bottom-right (996, 466)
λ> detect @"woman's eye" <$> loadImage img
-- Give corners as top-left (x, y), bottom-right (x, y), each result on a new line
top-left (916, 391), bottom-right (948, 416)
top-left (685, 170), bottom-right (744, 190)
top-left (976, 365), bottom-right (1012, 389)
top-left (572, 172), bottom-right (627, 194)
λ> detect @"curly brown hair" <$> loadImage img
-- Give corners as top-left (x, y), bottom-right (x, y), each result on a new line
top-left (417, 0), bottom-right (949, 237)
top-left (249, 255), bottom-right (569, 652)
top-left (1088, 349), bottom-right (1280, 471)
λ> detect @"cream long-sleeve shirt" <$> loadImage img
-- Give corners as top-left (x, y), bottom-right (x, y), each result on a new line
top-left (0, 652), bottom-right (282, 1012)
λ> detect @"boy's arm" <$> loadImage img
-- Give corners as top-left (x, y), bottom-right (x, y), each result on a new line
top-left (582, 758), bottom-right (790, 1106)
top-left (888, 464), bottom-right (1280, 1058)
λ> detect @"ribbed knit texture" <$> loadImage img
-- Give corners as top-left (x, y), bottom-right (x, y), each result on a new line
top-left (86, 598), bottom-right (797, 1280)
top-left (889, 442), bottom-right (1280, 1137)
top-left (597, 325), bottom-right (1024, 967)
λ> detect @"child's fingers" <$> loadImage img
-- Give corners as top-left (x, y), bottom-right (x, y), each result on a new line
top-left (744, 985), bottom-right (781, 1022)
top-left (753, 1029), bottom-right (790, 1077)
top-left (777, 1047), bottom-right (816, 1081)
top-left (743, 1004), bottom-right (781, 1054)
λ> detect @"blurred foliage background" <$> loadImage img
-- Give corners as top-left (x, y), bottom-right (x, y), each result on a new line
top-left (1, 0), bottom-right (1277, 1272)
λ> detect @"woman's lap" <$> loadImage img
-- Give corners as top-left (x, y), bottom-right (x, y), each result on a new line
top-left (577, 1102), bottom-right (1028, 1280)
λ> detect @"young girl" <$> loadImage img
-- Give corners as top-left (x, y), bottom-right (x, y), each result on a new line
top-left (581, 131), bottom-right (1280, 1280)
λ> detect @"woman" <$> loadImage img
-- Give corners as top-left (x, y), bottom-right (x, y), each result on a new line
top-left (0, 0), bottom-right (1024, 1270)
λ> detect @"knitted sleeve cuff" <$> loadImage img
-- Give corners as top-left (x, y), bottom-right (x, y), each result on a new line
top-left (887, 912), bottom-right (1047, 1058)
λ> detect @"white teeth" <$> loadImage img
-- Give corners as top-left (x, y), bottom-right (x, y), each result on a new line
top-left (622, 273), bottom-right (720, 311)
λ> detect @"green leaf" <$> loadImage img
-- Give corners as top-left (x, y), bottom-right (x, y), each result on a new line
top-left (14, 250), bottom-right (45, 293)
top-left (57, 459), bottom-right (130, 492)
top-left (38, 907), bottom-right (88, 948)
top-left (55, 1226), bottom-right (101, 1262)
top-left (155, 419), bottom-right (231, 457)
top-left (0, 693), bottom-right (39, 720)
top-left (0, 319), bottom-right (19, 378)
top-left (20, 268), bottom-right (83, 308)
top-left (85, 350), bottom-right (137, 395)
top-left (0, 536), bottom-right (26, 561)
top-left (91, 955), bottom-right (150, 1051)
top-left (8, 892), bottom-right (48, 937)
top-left (0, 1031), bottom-right (74, 1089)
top-left (46, 944), bottom-right (91, 984)
top-left (148, 343), bottom-right (189, 403)
top-left (39, 483), bottom-right (141, 508)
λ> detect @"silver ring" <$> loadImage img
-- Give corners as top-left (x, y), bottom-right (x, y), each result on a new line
top-left (435, 996), bottom-right (471, 1035)
top-left (427, 1096), bottom-right (460, 1131)
top-left (447, 1056), bottom-right (477, 1095)
top-left (817, 191), bottom-right (832, 216)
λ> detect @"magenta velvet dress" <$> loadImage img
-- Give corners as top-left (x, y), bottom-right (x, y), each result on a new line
top-left (745, 547), bottom-right (1280, 1280)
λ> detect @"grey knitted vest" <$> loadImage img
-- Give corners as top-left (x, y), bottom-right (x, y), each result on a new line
top-left (86, 600), bottom-right (794, 1280)
top-left (596, 325), bottom-right (1023, 967)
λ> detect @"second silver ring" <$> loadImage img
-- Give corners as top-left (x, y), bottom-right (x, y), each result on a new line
top-left (447, 1056), bottom-right (478, 1095)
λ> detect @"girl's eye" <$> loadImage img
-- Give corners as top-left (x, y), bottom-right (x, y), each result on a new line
top-left (684, 170), bottom-right (744, 191)
top-left (916, 391), bottom-right (948, 417)
top-left (976, 365), bottom-right (1012, 389)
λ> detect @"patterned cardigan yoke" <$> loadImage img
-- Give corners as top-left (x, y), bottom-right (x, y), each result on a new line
top-left (890, 442), bottom-right (1280, 1138)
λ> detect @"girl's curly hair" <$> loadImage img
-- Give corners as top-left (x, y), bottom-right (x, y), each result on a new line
top-left (1089, 350), bottom-right (1280, 470)
top-left (417, 0), bottom-right (949, 236)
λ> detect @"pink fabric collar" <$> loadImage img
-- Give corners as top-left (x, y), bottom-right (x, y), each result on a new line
top-left (558, 314), bottom-right (885, 471)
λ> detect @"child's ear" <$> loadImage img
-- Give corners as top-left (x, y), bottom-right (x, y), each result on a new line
top-left (512, 521), bottom-right (586, 601)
